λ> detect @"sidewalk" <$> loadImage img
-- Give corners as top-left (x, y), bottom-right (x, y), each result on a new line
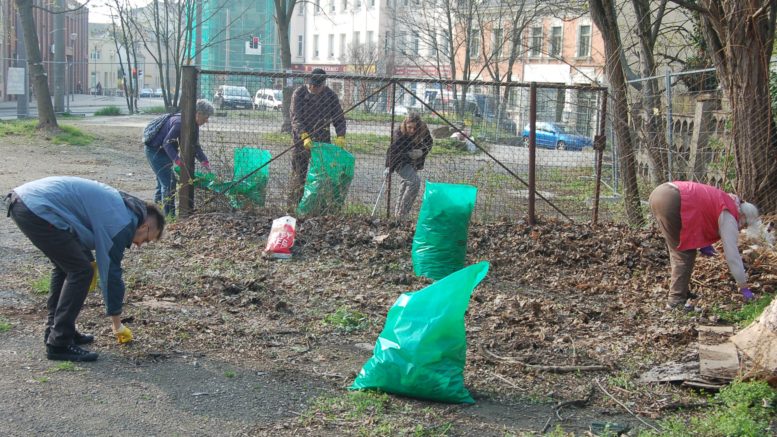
top-left (0, 94), bottom-right (165, 119)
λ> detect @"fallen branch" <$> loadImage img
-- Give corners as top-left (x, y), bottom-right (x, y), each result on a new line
top-left (479, 344), bottom-right (610, 373)
top-left (595, 378), bottom-right (659, 432)
top-left (540, 386), bottom-right (595, 433)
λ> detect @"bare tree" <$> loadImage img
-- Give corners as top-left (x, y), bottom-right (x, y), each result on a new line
top-left (590, 0), bottom-right (644, 226)
top-left (14, 0), bottom-right (58, 129)
top-left (344, 42), bottom-right (383, 112)
top-left (670, 0), bottom-right (777, 214)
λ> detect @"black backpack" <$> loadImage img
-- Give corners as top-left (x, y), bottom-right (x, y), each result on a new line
top-left (142, 113), bottom-right (176, 146)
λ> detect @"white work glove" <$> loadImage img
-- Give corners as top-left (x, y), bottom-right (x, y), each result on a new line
top-left (408, 148), bottom-right (424, 160)
top-left (383, 167), bottom-right (390, 178)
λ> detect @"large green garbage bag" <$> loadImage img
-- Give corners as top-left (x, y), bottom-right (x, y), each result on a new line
top-left (208, 147), bottom-right (271, 208)
top-left (412, 182), bottom-right (478, 280)
top-left (297, 142), bottom-right (355, 215)
top-left (350, 261), bottom-right (490, 404)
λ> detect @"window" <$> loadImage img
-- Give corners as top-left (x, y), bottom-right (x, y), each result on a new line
top-left (412, 32), bottom-right (420, 55)
top-left (577, 25), bottom-right (591, 57)
top-left (314, 0), bottom-right (321, 14)
top-left (340, 34), bottom-right (347, 58)
top-left (529, 26), bottom-right (543, 57)
top-left (297, 35), bottom-right (304, 56)
top-left (368, 0), bottom-right (375, 7)
top-left (469, 29), bottom-right (480, 58)
top-left (298, 3), bottom-right (304, 14)
top-left (384, 31), bottom-right (391, 53)
top-left (313, 34), bottom-right (319, 58)
top-left (328, 34), bottom-right (335, 58)
top-left (354, 0), bottom-right (362, 7)
top-left (366, 31), bottom-right (374, 52)
top-left (549, 25), bottom-right (562, 58)
top-left (441, 33), bottom-right (450, 57)
top-left (342, 0), bottom-right (347, 9)
top-left (429, 30), bottom-right (437, 56)
top-left (91, 48), bottom-right (101, 60)
top-left (492, 28), bottom-right (503, 59)
top-left (330, 0), bottom-right (335, 12)
top-left (353, 31), bottom-right (360, 47)
top-left (576, 90), bottom-right (597, 136)
top-left (397, 32), bottom-right (405, 54)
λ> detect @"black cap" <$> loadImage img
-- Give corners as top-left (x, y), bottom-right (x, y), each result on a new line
top-left (308, 68), bottom-right (327, 86)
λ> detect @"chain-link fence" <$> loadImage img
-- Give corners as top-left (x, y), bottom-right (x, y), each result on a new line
top-left (179, 67), bottom-right (611, 223)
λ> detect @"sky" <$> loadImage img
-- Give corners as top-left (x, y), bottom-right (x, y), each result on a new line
top-left (87, 0), bottom-right (150, 24)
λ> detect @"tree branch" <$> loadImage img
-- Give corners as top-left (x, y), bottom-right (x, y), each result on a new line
top-left (669, 0), bottom-right (710, 15)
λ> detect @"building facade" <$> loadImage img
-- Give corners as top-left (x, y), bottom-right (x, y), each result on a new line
top-left (1, 0), bottom-right (89, 101)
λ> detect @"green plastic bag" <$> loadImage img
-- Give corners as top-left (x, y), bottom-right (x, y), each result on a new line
top-left (297, 142), bottom-right (355, 216)
top-left (350, 261), bottom-right (489, 404)
top-left (215, 147), bottom-right (271, 208)
top-left (412, 182), bottom-right (477, 280)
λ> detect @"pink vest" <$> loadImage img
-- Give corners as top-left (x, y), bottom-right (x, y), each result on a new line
top-left (676, 181), bottom-right (739, 250)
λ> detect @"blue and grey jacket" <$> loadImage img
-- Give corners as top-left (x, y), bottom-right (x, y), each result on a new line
top-left (12, 177), bottom-right (145, 315)
top-left (145, 113), bottom-right (209, 164)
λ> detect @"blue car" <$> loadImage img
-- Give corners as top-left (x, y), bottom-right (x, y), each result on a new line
top-left (521, 122), bottom-right (593, 151)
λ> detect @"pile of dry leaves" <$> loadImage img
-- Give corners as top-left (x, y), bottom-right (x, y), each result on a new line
top-left (118, 211), bottom-right (777, 416)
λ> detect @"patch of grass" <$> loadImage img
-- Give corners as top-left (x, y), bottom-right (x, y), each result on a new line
top-left (343, 202), bottom-right (372, 216)
top-left (323, 306), bottom-right (368, 333)
top-left (0, 119), bottom-right (38, 136)
top-left (639, 380), bottom-right (777, 437)
top-left (224, 370), bottom-right (236, 378)
top-left (143, 106), bottom-right (168, 114)
top-left (48, 361), bottom-right (80, 372)
top-left (713, 293), bottom-right (775, 327)
top-left (608, 371), bottom-right (636, 391)
top-left (31, 276), bottom-right (50, 295)
top-left (94, 106), bottom-right (122, 116)
top-left (0, 317), bottom-right (11, 332)
top-left (302, 391), bottom-right (390, 427)
top-left (33, 376), bottom-right (49, 383)
top-left (52, 125), bottom-right (94, 146)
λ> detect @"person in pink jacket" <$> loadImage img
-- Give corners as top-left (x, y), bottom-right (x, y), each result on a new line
top-left (649, 181), bottom-right (763, 310)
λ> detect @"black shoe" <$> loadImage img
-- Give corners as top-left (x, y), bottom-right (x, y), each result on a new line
top-left (46, 344), bottom-right (98, 362)
top-left (44, 328), bottom-right (95, 345)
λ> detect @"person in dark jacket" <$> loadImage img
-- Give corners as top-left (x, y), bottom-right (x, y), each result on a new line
top-left (144, 99), bottom-right (215, 217)
top-left (289, 68), bottom-right (347, 207)
top-left (384, 113), bottom-right (433, 217)
top-left (6, 177), bottom-right (165, 362)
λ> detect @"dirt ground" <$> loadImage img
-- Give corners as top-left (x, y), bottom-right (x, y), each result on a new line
top-left (1, 117), bottom-right (775, 436)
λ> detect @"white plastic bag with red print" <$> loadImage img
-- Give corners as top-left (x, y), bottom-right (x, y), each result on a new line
top-left (263, 216), bottom-right (297, 259)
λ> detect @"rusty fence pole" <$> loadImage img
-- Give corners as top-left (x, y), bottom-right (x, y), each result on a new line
top-left (178, 65), bottom-right (198, 218)
top-left (386, 80), bottom-right (397, 218)
top-left (592, 89), bottom-right (608, 225)
top-left (528, 82), bottom-right (537, 226)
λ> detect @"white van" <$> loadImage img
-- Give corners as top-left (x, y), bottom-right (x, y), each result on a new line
top-left (253, 89), bottom-right (283, 110)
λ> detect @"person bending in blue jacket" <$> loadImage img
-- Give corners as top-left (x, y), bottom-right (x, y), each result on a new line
top-left (144, 99), bottom-right (215, 216)
top-left (5, 177), bottom-right (165, 362)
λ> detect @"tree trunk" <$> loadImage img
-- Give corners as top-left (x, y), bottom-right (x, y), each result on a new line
top-left (590, 0), bottom-right (644, 226)
top-left (275, 0), bottom-right (295, 133)
top-left (694, 1), bottom-right (777, 214)
top-left (15, 0), bottom-right (59, 129)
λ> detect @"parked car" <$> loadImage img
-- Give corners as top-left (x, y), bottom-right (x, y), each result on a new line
top-left (213, 85), bottom-right (252, 109)
top-left (521, 122), bottom-right (593, 151)
top-left (139, 88), bottom-right (154, 98)
top-left (153, 88), bottom-right (163, 98)
top-left (253, 89), bottom-right (283, 110)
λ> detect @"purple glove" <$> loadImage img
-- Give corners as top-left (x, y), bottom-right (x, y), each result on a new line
top-left (174, 158), bottom-right (183, 168)
top-left (201, 161), bottom-right (211, 171)
top-left (699, 245), bottom-right (716, 257)
top-left (741, 287), bottom-right (754, 302)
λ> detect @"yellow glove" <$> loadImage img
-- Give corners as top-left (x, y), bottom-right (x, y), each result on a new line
top-left (88, 261), bottom-right (98, 292)
top-left (113, 324), bottom-right (133, 344)
top-left (334, 136), bottom-right (346, 148)
top-left (300, 132), bottom-right (313, 150)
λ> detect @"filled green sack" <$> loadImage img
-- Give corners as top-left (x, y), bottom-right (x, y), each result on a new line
top-left (350, 261), bottom-right (489, 404)
top-left (297, 142), bottom-right (355, 215)
top-left (215, 147), bottom-right (271, 208)
top-left (412, 182), bottom-right (477, 280)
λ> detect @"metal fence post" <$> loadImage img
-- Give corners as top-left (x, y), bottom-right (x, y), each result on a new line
top-left (178, 65), bottom-right (198, 217)
top-left (593, 89), bottom-right (608, 225)
top-left (386, 80), bottom-right (396, 218)
top-left (528, 82), bottom-right (537, 226)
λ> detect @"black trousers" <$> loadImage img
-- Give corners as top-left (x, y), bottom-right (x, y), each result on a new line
top-left (7, 194), bottom-right (94, 346)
